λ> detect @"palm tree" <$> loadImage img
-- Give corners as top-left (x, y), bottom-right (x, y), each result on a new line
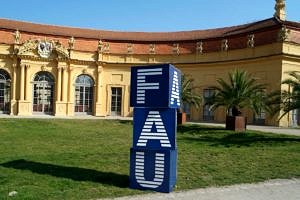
top-left (266, 71), bottom-right (300, 122)
top-left (178, 74), bottom-right (202, 124)
top-left (209, 70), bottom-right (267, 130)
top-left (181, 74), bottom-right (202, 110)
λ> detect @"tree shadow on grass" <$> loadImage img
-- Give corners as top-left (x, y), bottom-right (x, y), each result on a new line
top-left (177, 125), bottom-right (300, 147)
top-left (177, 124), bottom-right (226, 134)
top-left (181, 133), bottom-right (300, 147)
top-left (0, 159), bottom-right (129, 188)
top-left (117, 120), bottom-right (133, 125)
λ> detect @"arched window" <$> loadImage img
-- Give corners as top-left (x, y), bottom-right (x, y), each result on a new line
top-left (0, 69), bottom-right (11, 114)
top-left (33, 71), bottom-right (54, 114)
top-left (75, 75), bottom-right (94, 114)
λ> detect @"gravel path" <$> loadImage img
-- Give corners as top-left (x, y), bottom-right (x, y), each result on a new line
top-left (109, 178), bottom-right (300, 200)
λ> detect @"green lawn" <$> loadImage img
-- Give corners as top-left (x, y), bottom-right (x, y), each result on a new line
top-left (0, 119), bottom-right (299, 199)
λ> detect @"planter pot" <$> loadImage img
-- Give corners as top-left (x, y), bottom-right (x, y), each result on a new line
top-left (226, 116), bottom-right (247, 132)
top-left (177, 112), bottom-right (186, 125)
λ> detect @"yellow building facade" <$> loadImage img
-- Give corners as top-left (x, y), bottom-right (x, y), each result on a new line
top-left (0, 1), bottom-right (299, 126)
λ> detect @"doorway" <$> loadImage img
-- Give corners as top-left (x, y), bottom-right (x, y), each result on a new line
top-left (32, 71), bottom-right (54, 114)
top-left (74, 75), bottom-right (94, 114)
top-left (0, 69), bottom-right (10, 114)
top-left (111, 87), bottom-right (122, 116)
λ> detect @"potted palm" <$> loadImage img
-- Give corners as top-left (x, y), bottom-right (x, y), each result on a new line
top-left (178, 75), bottom-right (202, 124)
top-left (209, 70), bottom-right (266, 131)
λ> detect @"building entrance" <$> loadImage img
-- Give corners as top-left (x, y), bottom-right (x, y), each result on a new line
top-left (111, 87), bottom-right (122, 116)
top-left (292, 109), bottom-right (300, 126)
top-left (0, 69), bottom-right (10, 114)
top-left (75, 75), bottom-right (94, 114)
top-left (32, 72), bottom-right (54, 114)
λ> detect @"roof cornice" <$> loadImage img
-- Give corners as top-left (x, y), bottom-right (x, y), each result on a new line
top-left (0, 17), bottom-right (299, 42)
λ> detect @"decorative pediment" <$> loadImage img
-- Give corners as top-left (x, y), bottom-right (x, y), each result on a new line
top-left (16, 39), bottom-right (69, 59)
top-left (16, 39), bottom-right (37, 55)
top-left (53, 40), bottom-right (69, 58)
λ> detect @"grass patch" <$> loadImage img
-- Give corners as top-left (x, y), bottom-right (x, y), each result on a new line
top-left (0, 119), bottom-right (299, 199)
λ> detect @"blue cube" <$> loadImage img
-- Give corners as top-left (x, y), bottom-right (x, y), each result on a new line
top-left (133, 108), bottom-right (176, 150)
top-left (129, 148), bottom-right (177, 193)
top-left (130, 64), bottom-right (181, 108)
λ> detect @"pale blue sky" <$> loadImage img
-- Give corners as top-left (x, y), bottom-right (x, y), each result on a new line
top-left (1, 0), bottom-right (299, 32)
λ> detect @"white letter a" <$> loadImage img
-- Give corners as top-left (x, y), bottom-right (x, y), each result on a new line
top-left (137, 111), bottom-right (171, 148)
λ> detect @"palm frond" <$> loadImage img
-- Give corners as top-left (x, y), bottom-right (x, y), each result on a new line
top-left (181, 74), bottom-right (202, 109)
top-left (210, 69), bottom-right (267, 116)
top-left (266, 71), bottom-right (300, 120)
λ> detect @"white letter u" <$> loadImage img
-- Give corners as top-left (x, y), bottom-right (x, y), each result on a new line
top-left (134, 151), bottom-right (165, 188)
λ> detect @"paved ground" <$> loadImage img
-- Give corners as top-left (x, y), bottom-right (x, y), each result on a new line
top-left (0, 114), bottom-right (132, 120)
top-left (192, 122), bottom-right (300, 136)
top-left (109, 178), bottom-right (300, 200)
top-left (246, 125), bottom-right (300, 136)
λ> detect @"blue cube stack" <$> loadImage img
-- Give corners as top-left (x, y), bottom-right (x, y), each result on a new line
top-left (129, 64), bottom-right (181, 193)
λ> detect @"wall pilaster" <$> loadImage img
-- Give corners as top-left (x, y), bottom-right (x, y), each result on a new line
top-left (67, 66), bottom-right (74, 116)
top-left (10, 63), bottom-right (17, 115)
top-left (57, 66), bottom-right (62, 102)
top-left (55, 65), bottom-right (67, 116)
top-left (25, 65), bottom-right (31, 101)
top-left (62, 66), bottom-right (68, 102)
top-left (17, 63), bottom-right (31, 115)
top-left (19, 63), bottom-right (25, 101)
top-left (95, 65), bottom-right (105, 116)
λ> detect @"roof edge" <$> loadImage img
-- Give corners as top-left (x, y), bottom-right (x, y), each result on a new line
top-left (0, 17), bottom-right (298, 42)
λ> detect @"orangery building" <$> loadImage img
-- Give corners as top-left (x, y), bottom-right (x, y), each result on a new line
top-left (0, 0), bottom-right (299, 126)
